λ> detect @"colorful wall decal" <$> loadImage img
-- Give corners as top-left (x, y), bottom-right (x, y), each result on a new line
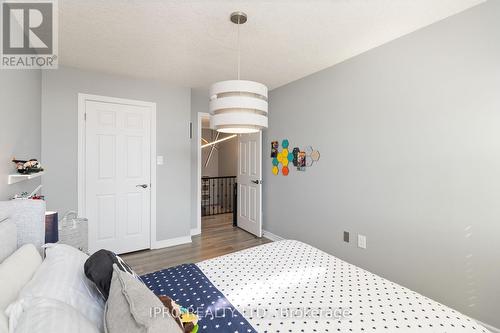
top-left (292, 147), bottom-right (300, 166)
top-left (310, 150), bottom-right (320, 161)
top-left (297, 151), bottom-right (306, 171)
top-left (305, 146), bottom-right (313, 155)
top-left (270, 141), bottom-right (278, 158)
top-left (270, 139), bottom-right (320, 176)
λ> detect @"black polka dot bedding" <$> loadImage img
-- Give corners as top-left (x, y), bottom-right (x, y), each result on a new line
top-left (144, 240), bottom-right (490, 333)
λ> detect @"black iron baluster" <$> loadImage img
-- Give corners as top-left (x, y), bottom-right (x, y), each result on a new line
top-left (223, 178), bottom-right (226, 213)
top-left (224, 178), bottom-right (227, 213)
top-left (200, 177), bottom-right (237, 217)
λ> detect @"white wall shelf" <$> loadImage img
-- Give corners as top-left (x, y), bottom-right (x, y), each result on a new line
top-left (7, 171), bottom-right (45, 185)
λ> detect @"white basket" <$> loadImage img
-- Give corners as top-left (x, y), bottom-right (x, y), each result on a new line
top-left (58, 211), bottom-right (88, 254)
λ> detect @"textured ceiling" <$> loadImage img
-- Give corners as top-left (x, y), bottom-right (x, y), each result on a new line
top-left (59, 0), bottom-right (485, 89)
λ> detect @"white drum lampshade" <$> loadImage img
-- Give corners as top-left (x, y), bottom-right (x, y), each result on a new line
top-left (209, 80), bottom-right (268, 133)
top-left (209, 12), bottom-right (269, 134)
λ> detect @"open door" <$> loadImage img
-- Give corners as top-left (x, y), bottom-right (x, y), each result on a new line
top-left (237, 132), bottom-right (262, 237)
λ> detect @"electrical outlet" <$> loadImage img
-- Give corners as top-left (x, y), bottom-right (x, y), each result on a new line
top-left (358, 234), bottom-right (367, 249)
top-left (343, 231), bottom-right (350, 243)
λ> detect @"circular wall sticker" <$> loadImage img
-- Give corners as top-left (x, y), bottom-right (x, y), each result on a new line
top-left (282, 139), bottom-right (289, 149)
top-left (272, 166), bottom-right (279, 175)
top-left (282, 166), bottom-right (289, 176)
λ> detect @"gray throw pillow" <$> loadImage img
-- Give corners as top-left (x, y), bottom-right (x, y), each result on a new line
top-left (0, 218), bottom-right (17, 263)
top-left (105, 264), bottom-right (182, 333)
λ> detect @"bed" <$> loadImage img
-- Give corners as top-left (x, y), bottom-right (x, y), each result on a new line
top-left (142, 240), bottom-right (490, 333)
top-left (0, 199), bottom-right (491, 332)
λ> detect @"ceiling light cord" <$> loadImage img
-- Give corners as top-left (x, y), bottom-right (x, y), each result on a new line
top-left (237, 15), bottom-right (241, 80)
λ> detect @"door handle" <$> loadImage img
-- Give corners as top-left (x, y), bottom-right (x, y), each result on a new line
top-left (251, 180), bottom-right (262, 185)
top-left (136, 184), bottom-right (148, 188)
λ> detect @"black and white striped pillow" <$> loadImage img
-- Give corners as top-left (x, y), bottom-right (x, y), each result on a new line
top-left (84, 249), bottom-right (142, 300)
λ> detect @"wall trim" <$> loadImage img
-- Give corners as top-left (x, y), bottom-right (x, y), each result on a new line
top-left (191, 227), bottom-right (201, 236)
top-left (152, 235), bottom-right (192, 249)
top-left (78, 93), bottom-right (157, 252)
top-left (262, 229), bottom-right (285, 242)
top-left (477, 320), bottom-right (500, 333)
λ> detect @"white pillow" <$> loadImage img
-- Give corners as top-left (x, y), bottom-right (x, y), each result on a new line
top-left (0, 219), bottom-right (17, 263)
top-left (12, 298), bottom-right (100, 333)
top-left (6, 244), bottom-right (104, 332)
top-left (0, 244), bottom-right (42, 333)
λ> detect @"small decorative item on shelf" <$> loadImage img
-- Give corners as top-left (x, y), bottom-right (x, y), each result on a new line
top-left (12, 158), bottom-right (44, 174)
top-left (58, 211), bottom-right (89, 254)
top-left (12, 185), bottom-right (45, 200)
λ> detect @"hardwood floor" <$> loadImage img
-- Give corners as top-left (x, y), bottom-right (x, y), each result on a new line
top-left (122, 213), bottom-right (271, 275)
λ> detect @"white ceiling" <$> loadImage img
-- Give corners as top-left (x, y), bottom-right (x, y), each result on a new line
top-left (59, 0), bottom-right (485, 90)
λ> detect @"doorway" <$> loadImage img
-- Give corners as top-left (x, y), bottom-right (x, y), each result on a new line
top-left (196, 112), bottom-right (262, 238)
top-left (78, 94), bottom-right (157, 254)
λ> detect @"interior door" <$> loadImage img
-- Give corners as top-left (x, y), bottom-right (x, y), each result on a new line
top-left (85, 100), bottom-right (152, 254)
top-left (237, 132), bottom-right (262, 237)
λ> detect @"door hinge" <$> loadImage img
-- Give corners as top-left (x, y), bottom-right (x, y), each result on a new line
top-left (84, 113), bottom-right (87, 121)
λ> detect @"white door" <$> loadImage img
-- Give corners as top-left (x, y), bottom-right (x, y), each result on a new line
top-left (237, 132), bottom-right (262, 237)
top-left (84, 100), bottom-right (152, 254)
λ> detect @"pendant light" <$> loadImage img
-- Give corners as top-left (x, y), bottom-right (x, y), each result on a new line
top-left (209, 11), bottom-right (268, 134)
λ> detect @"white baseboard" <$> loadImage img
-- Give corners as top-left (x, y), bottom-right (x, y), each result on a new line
top-left (190, 227), bottom-right (201, 236)
top-left (477, 320), bottom-right (500, 333)
top-left (152, 235), bottom-right (192, 249)
top-left (262, 229), bottom-right (285, 242)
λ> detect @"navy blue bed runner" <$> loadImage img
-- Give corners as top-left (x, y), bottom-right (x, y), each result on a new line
top-left (141, 264), bottom-right (256, 333)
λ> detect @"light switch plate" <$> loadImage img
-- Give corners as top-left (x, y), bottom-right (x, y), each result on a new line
top-left (358, 234), bottom-right (367, 249)
top-left (157, 155), bottom-right (164, 165)
top-left (343, 231), bottom-right (350, 243)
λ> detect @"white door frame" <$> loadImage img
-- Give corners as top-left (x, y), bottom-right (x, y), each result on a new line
top-left (194, 112), bottom-right (210, 236)
top-left (77, 93), bottom-right (157, 250)
top-left (196, 112), bottom-right (264, 237)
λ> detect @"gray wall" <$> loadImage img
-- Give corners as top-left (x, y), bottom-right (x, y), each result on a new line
top-left (0, 71), bottom-right (42, 200)
top-left (264, 1), bottom-right (500, 329)
top-left (41, 66), bottom-right (191, 241)
top-left (201, 129), bottom-right (219, 177)
top-left (217, 137), bottom-right (238, 177)
top-left (200, 128), bottom-right (238, 177)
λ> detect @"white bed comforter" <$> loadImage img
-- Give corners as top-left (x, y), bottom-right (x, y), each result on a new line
top-left (197, 240), bottom-right (489, 333)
